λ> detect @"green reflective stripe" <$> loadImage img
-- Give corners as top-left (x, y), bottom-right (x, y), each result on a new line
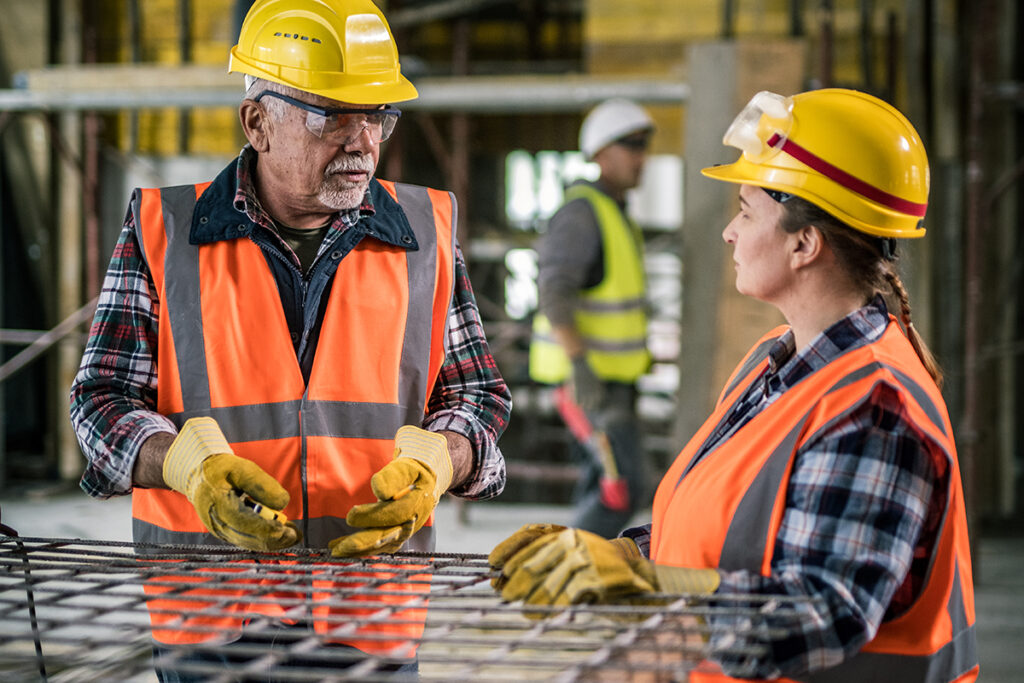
top-left (158, 185), bottom-right (212, 412)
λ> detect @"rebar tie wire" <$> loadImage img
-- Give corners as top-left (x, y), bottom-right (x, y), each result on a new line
top-left (0, 536), bottom-right (818, 682)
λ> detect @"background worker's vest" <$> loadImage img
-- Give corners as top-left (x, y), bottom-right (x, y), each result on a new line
top-left (529, 183), bottom-right (650, 384)
top-left (131, 178), bottom-right (457, 655)
top-left (653, 321), bottom-right (978, 683)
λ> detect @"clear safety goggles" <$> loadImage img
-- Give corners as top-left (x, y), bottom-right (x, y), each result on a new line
top-left (722, 90), bottom-right (794, 163)
top-left (255, 90), bottom-right (401, 144)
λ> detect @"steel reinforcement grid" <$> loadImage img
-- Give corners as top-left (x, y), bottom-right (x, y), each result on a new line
top-left (0, 536), bottom-right (817, 682)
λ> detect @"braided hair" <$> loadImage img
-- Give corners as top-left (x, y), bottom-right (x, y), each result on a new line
top-left (778, 196), bottom-right (943, 387)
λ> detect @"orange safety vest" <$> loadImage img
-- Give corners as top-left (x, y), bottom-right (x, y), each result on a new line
top-left (131, 178), bottom-right (457, 656)
top-left (652, 320), bottom-right (978, 683)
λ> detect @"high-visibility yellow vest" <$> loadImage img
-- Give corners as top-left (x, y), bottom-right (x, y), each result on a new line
top-left (529, 183), bottom-right (650, 384)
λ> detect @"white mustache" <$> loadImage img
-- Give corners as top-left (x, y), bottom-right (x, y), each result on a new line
top-left (325, 156), bottom-right (374, 175)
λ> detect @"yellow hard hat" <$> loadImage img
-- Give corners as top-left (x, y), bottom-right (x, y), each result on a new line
top-left (701, 88), bottom-right (929, 238)
top-left (229, 0), bottom-right (418, 105)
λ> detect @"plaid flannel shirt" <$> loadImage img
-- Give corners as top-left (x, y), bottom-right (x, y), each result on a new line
top-left (70, 147), bottom-right (510, 502)
top-left (623, 298), bottom-right (948, 678)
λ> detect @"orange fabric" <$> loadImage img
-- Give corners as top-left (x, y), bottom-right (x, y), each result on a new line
top-left (652, 320), bottom-right (975, 681)
top-left (131, 181), bottom-right (456, 655)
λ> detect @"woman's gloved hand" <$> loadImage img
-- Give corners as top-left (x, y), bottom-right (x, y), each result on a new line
top-left (490, 526), bottom-right (720, 612)
top-left (162, 417), bottom-right (300, 551)
top-left (329, 426), bottom-right (453, 557)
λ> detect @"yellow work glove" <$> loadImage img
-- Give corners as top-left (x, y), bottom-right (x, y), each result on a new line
top-left (495, 527), bottom-right (655, 607)
top-left (492, 527), bottom-right (720, 611)
top-left (329, 425), bottom-right (453, 558)
top-left (488, 523), bottom-right (568, 588)
top-left (162, 417), bottom-right (300, 551)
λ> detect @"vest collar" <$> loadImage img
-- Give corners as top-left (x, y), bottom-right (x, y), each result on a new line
top-left (189, 156), bottom-right (418, 252)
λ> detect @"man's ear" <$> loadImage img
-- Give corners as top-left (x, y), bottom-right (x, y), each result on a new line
top-left (239, 100), bottom-right (270, 152)
top-left (791, 224), bottom-right (825, 269)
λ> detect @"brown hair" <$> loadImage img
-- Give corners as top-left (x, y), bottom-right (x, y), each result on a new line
top-left (778, 197), bottom-right (944, 387)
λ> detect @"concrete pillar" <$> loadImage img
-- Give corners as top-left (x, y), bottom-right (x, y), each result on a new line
top-left (674, 40), bottom-right (805, 446)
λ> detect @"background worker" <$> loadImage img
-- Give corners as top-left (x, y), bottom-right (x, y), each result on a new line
top-left (491, 88), bottom-right (977, 682)
top-left (529, 98), bottom-right (656, 538)
top-left (69, 0), bottom-right (510, 678)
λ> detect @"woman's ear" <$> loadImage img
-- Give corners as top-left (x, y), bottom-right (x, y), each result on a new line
top-left (791, 224), bottom-right (825, 269)
top-left (239, 100), bottom-right (270, 152)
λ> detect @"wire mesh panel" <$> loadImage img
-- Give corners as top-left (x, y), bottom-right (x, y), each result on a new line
top-left (0, 536), bottom-right (812, 682)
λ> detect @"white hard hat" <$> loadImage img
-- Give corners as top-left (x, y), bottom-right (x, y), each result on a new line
top-left (579, 98), bottom-right (655, 160)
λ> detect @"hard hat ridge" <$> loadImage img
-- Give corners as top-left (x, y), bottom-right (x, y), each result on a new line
top-left (229, 0), bottom-right (418, 105)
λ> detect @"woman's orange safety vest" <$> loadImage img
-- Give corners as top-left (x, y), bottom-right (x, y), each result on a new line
top-left (131, 178), bottom-right (456, 656)
top-left (652, 320), bottom-right (978, 682)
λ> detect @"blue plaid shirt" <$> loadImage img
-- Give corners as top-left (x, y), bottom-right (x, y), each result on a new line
top-left (71, 147), bottom-right (511, 502)
top-left (623, 298), bottom-right (949, 678)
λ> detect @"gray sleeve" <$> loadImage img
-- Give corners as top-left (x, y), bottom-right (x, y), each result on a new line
top-left (536, 197), bottom-right (603, 327)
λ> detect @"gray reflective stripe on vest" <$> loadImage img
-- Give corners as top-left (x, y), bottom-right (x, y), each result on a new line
top-left (720, 335), bottom-right (779, 402)
top-left (160, 182), bottom-right (442, 426)
top-left (149, 182), bottom-right (450, 551)
top-left (576, 297), bottom-right (647, 312)
top-left (719, 360), bottom-right (952, 570)
top-left (394, 183), bottom-right (442, 423)
top-left (800, 565), bottom-right (977, 682)
top-left (133, 517), bottom-right (435, 554)
top-left (714, 360), bottom-right (974, 682)
top-left (158, 184), bottom-right (214, 411)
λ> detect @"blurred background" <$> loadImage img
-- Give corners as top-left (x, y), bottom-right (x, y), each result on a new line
top-left (0, 0), bottom-right (1021, 597)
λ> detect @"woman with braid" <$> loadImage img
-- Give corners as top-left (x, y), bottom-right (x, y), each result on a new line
top-left (489, 89), bottom-right (977, 682)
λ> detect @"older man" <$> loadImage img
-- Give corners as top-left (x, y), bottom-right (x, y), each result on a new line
top-left (69, 0), bottom-right (510, 678)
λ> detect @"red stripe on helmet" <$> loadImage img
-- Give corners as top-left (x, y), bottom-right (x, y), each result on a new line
top-left (766, 133), bottom-right (927, 217)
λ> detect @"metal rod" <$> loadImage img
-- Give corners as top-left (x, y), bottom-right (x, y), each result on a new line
top-left (0, 75), bottom-right (689, 113)
top-left (0, 536), bottom-right (820, 681)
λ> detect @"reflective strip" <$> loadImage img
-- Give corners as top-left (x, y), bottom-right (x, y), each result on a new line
top-left (720, 335), bottom-right (779, 401)
top-left (718, 413), bottom-right (811, 571)
top-left (576, 297), bottom-right (647, 313)
top-left (532, 329), bottom-right (648, 354)
top-left (160, 185), bottom-right (212, 412)
top-left (162, 182), bottom-right (442, 428)
top-left (719, 359), bottom-right (952, 572)
top-left (395, 183), bottom-right (439, 422)
top-left (164, 400), bottom-right (412, 441)
top-left (134, 517), bottom-right (436, 554)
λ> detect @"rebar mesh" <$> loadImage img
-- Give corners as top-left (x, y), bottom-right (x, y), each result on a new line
top-left (1, 536), bottom-right (812, 682)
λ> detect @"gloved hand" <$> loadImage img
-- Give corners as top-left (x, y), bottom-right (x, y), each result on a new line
top-left (570, 356), bottom-right (604, 412)
top-left (162, 417), bottom-right (300, 551)
top-left (488, 523), bottom-right (567, 588)
top-left (492, 527), bottom-right (720, 609)
top-left (329, 426), bottom-right (453, 558)
top-left (495, 527), bottom-right (655, 607)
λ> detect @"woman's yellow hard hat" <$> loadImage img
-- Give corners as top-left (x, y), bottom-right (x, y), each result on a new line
top-left (702, 88), bottom-right (929, 238)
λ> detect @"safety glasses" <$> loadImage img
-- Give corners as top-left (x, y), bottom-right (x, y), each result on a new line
top-left (254, 91), bottom-right (401, 144)
top-left (722, 90), bottom-right (794, 163)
